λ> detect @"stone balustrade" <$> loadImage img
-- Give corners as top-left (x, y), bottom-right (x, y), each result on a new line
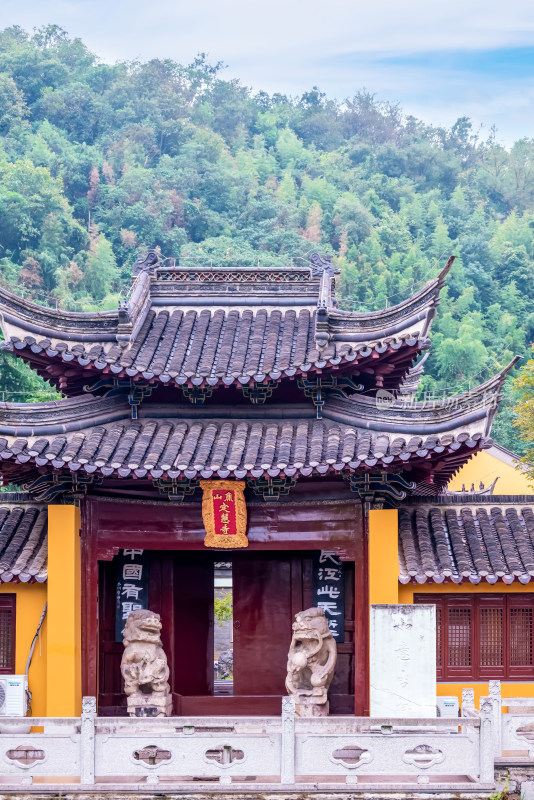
top-left (0, 696), bottom-right (495, 791)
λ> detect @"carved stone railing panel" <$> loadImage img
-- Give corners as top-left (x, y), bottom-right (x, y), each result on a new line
top-left (0, 700), bottom-right (494, 788)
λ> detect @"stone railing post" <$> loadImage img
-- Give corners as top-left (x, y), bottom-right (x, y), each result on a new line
top-left (479, 696), bottom-right (495, 785)
top-left (281, 696), bottom-right (295, 784)
top-left (489, 680), bottom-right (502, 757)
top-left (462, 688), bottom-right (477, 717)
top-left (80, 696), bottom-right (96, 784)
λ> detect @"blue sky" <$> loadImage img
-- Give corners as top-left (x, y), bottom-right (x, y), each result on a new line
top-left (2, 0), bottom-right (534, 144)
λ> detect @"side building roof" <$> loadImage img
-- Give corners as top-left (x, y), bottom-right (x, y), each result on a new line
top-left (0, 497), bottom-right (47, 583)
top-left (399, 498), bottom-right (534, 585)
top-left (0, 254), bottom-right (452, 396)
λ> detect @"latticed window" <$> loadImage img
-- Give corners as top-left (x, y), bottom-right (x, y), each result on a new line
top-left (448, 607), bottom-right (471, 666)
top-left (480, 607), bottom-right (503, 667)
top-left (510, 607), bottom-right (533, 667)
top-left (0, 595), bottom-right (15, 674)
top-left (415, 595), bottom-right (534, 680)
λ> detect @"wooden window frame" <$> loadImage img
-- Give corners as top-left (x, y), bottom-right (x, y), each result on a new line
top-left (414, 594), bottom-right (534, 681)
top-left (0, 594), bottom-right (16, 675)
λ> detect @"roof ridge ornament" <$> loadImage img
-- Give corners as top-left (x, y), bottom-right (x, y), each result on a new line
top-left (309, 253), bottom-right (335, 276)
top-left (310, 253), bottom-right (337, 349)
top-left (133, 249), bottom-right (159, 278)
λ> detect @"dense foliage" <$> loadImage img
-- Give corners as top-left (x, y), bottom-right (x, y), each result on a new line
top-left (0, 25), bottom-right (533, 451)
top-left (510, 352), bottom-right (534, 475)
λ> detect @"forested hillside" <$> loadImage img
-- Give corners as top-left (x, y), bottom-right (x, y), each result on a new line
top-left (0, 25), bottom-right (533, 451)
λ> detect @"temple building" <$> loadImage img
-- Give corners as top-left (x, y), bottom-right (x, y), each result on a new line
top-left (0, 250), bottom-right (532, 720)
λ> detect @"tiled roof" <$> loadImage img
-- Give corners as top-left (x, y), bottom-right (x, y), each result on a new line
top-left (0, 501), bottom-right (47, 583)
top-left (0, 389), bottom-right (495, 489)
top-left (3, 311), bottom-right (428, 395)
top-left (399, 505), bottom-right (534, 585)
top-left (0, 256), bottom-right (451, 396)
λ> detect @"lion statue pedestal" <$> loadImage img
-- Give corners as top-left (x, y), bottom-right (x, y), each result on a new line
top-left (121, 609), bottom-right (172, 717)
top-left (285, 607), bottom-right (337, 717)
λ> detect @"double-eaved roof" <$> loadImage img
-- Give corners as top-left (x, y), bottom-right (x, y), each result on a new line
top-left (0, 251), bottom-right (516, 500)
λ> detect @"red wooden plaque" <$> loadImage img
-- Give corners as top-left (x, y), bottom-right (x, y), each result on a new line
top-left (200, 480), bottom-right (248, 548)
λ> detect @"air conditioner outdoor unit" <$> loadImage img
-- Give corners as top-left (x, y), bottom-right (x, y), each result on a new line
top-left (436, 695), bottom-right (459, 717)
top-left (0, 676), bottom-right (28, 716)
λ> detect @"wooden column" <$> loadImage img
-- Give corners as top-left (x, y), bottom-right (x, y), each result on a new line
top-left (46, 504), bottom-right (82, 716)
top-left (354, 503), bottom-right (369, 715)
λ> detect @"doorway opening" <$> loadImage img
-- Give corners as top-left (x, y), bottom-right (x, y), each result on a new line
top-left (214, 561), bottom-right (233, 696)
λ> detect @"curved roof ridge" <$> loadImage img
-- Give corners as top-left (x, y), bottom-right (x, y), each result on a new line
top-left (329, 256), bottom-right (453, 332)
top-left (324, 356), bottom-right (519, 437)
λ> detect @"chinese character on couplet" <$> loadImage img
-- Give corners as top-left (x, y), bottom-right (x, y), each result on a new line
top-left (225, 492), bottom-right (233, 501)
top-left (123, 564), bottom-right (143, 580)
top-left (123, 549), bottom-right (143, 560)
top-left (220, 512), bottom-right (230, 523)
top-left (219, 502), bottom-right (229, 511)
top-left (220, 524), bottom-right (230, 534)
top-left (317, 601), bottom-right (342, 616)
top-left (121, 602), bottom-right (142, 619)
top-left (318, 568), bottom-right (342, 581)
top-left (214, 494), bottom-right (223, 499)
top-left (121, 583), bottom-right (143, 600)
top-left (317, 585), bottom-right (341, 599)
top-left (319, 551), bottom-right (340, 565)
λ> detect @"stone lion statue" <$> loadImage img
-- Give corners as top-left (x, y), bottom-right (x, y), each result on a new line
top-left (121, 609), bottom-right (171, 717)
top-left (285, 607), bottom-right (337, 717)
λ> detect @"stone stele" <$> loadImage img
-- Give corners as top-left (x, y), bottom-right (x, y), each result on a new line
top-left (370, 604), bottom-right (437, 718)
top-left (121, 609), bottom-right (172, 717)
top-left (285, 606), bottom-right (337, 717)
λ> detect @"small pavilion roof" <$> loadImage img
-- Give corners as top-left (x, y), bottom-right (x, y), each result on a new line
top-left (0, 499), bottom-right (47, 583)
top-left (0, 254), bottom-right (452, 396)
top-left (0, 361), bottom-right (512, 492)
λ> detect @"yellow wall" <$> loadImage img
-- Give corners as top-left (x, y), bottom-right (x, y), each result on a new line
top-left (0, 582), bottom-right (47, 716)
top-left (46, 505), bottom-right (81, 716)
top-left (449, 449), bottom-right (533, 494)
top-left (368, 508), bottom-right (399, 604)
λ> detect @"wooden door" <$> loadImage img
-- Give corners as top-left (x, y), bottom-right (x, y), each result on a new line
top-left (98, 560), bottom-right (125, 714)
top-left (172, 552), bottom-right (214, 697)
top-left (98, 552), bottom-right (214, 714)
top-left (232, 552), bottom-right (354, 714)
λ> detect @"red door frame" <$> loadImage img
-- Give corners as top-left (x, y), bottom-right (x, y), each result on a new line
top-left (81, 495), bottom-right (368, 714)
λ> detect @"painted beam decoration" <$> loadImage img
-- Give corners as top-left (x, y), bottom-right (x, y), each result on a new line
top-left (200, 480), bottom-right (248, 548)
top-left (312, 551), bottom-right (345, 642)
top-left (115, 549), bottom-right (150, 642)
